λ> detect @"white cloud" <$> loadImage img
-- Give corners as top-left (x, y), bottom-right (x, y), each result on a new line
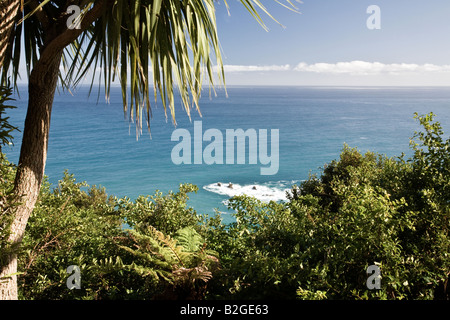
top-left (293, 61), bottom-right (450, 75)
top-left (214, 61), bottom-right (450, 76)
top-left (221, 64), bottom-right (291, 72)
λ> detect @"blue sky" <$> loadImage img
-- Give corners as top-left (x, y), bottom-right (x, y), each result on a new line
top-left (213, 0), bottom-right (450, 85)
top-left (15, 0), bottom-right (450, 86)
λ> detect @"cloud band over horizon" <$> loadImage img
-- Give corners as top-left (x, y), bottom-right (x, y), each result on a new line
top-left (219, 61), bottom-right (450, 75)
top-left (294, 61), bottom-right (450, 75)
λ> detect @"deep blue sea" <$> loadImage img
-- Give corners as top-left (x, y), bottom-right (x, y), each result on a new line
top-left (4, 86), bottom-right (450, 224)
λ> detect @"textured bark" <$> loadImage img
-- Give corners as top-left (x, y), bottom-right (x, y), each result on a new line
top-left (0, 0), bottom-right (20, 69)
top-left (0, 51), bottom-right (62, 300)
top-left (0, 0), bottom-right (108, 300)
top-left (0, 253), bottom-right (17, 299)
top-left (0, 0), bottom-right (21, 300)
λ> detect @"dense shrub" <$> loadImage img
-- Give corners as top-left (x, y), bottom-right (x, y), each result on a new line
top-left (0, 112), bottom-right (447, 300)
top-left (0, 83), bottom-right (20, 277)
top-left (17, 172), bottom-right (126, 299)
top-left (0, 153), bottom-right (18, 272)
top-left (16, 173), bottom-right (211, 299)
top-left (0, 83), bottom-right (18, 151)
top-left (204, 113), bottom-right (449, 300)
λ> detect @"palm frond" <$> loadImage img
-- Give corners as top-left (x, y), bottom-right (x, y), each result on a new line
top-left (1, 0), bottom-right (300, 137)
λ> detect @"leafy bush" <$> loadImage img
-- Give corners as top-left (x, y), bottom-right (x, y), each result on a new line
top-left (0, 83), bottom-right (20, 278)
top-left (203, 113), bottom-right (449, 300)
top-left (5, 112), bottom-right (448, 300)
top-left (118, 183), bottom-right (202, 236)
top-left (17, 172), bottom-right (127, 299)
top-left (17, 173), bottom-right (214, 299)
top-left (121, 225), bottom-right (219, 299)
top-left (0, 83), bottom-right (19, 150)
top-left (0, 153), bottom-right (18, 272)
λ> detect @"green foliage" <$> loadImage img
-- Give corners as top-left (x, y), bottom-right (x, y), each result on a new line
top-left (120, 225), bottom-right (219, 299)
top-left (7, 112), bottom-right (448, 300)
top-left (17, 171), bottom-right (127, 299)
top-left (0, 83), bottom-right (19, 150)
top-left (203, 113), bottom-right (449, 300)
top-left (119, 183), bottom-right (201, 236)
top-left (16, 173), bottom-right (213, 299)
top-left (2, 0), bottom-right (299, 139)
top-left (204, 196), bottom-right (305, 299)
top-left (0, 153), bottom-right (19, 272)
top-left (0, 83), bottom-right (20, 276)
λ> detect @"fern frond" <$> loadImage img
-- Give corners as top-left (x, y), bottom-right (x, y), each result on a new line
top-left (122, 224), bottom-right (220, 294)
top-left (172, 265), bottom-right (212, 284)
top-left (152, 226), bottom-right (188, 268)
top-left (174, 227), bottom-right (204, 253)
top-left (119, 244), bottom-right (172, 270)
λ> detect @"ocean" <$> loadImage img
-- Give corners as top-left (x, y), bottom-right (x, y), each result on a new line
top-left (4, 86), bottom-right (450, 224)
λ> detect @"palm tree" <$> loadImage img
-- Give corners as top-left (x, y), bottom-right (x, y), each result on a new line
top-left (0, 0), bottom-right (298, 299)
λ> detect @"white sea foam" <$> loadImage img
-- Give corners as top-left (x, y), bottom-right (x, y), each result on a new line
top-left (203, 181), bottom-right (300, 203)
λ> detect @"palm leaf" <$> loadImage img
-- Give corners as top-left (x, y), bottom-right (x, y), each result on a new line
top-left (1, 0), bottom-right (300, 137)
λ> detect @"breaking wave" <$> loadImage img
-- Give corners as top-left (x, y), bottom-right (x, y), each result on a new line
top-left (203, 180), bottom-right (302, 203)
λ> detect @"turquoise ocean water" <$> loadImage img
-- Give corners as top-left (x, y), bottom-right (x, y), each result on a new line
top-left (5, 86), bottom-right (450, 223)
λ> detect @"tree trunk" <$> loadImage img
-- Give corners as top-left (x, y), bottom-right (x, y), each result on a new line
top-left (0, 51), bottom-right (62, 300)
top-left (0, 0), bottom-right (20, 70)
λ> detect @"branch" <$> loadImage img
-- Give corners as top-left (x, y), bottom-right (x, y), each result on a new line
top-left (30, 0), bottom-right (110, 83)
top-left (25, 0), bottom-right (49, 30)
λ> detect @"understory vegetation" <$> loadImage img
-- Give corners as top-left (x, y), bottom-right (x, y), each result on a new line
top-left (1, 111), bottom-right (449, 300)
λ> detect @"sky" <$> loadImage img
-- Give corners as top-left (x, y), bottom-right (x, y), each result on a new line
top-left (211, 0), bottom-right (450, 86)
top-left (13, 0), bottom-right (450, 87)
